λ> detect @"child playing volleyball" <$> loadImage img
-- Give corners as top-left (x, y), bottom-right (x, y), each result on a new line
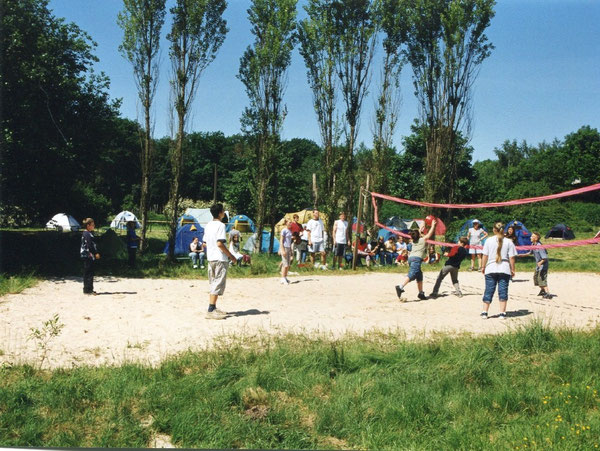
top-left (395, 219), bottom-right (437, 300)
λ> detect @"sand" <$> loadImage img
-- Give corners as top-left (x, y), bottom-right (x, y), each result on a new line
top-left (1, 271), bottom-right (599, 369)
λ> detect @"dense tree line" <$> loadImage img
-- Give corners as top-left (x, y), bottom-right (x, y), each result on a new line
top-left (2, 0), bottom-right (598, 240)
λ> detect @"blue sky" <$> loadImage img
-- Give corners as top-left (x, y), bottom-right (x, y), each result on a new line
top-left (48, 0), bottom-right (599, 161)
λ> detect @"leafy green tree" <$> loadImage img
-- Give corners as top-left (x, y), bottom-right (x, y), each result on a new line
top-left (368, 0), bottom-right (407, 231)
top-left (166, 0), bottom-right (228, 259)
top-left (331, 0), bottom-right (379, 217)
top-left (1, 0), bottom-right (126, 224)
top-left (238, 0), bottom-right (298, 252)
top-left (400, 0), bottom-right (495, 212)
top-left (118, 0), bottom-right (166, 252)
top-left (563, 126), bottom-right (600, 194)
top-left (298, 0), bottom-right (340, 227)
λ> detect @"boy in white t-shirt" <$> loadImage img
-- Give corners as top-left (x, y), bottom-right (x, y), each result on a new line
top-left (204, 203), bottom-right (237, 320)
top-left (332, 212), bottom-right (349, 269)
top-left (306, 209), bottom-right (327, 268)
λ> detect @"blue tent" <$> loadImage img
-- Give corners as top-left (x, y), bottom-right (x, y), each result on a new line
top-left (456, 219), bottom-right (489, 243)
top-left (377, 226), bottom-right (408, 242)
top-left (505, 220), bottom-right (532, 254)
top-left (226, 214), bottom-right (256, 233)
top-left (163, 222), bottom-right (204, 255)
top-left (177, 214), bottom-right (197, 227)
top-left (242, 231), bottom-right (280, 254)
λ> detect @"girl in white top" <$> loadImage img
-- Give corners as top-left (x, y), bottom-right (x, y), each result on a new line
top-left (480, 221), bottom-right (517, 319)
top-left (467, 219), bottom-right (488, 271)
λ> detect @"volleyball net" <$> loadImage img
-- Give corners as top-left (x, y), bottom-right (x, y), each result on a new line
top-left (370, 183), bottom-right (600, 251)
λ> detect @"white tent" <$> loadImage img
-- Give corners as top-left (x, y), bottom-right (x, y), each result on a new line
top-left (184, 208), bottom-right (230, 226)
top-left (110, 210), bottom-right (141, 229)
top-left (45, 213), bottom-right (80, 232)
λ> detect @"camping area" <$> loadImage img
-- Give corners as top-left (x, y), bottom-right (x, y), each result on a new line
top-left (2, 0), bottom-right (600, 449)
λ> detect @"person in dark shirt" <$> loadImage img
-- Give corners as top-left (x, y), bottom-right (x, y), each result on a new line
top-left (80, 218), bottom-right (100, 295)
top-left (429, 237), bottom-right (469, 298)
top-left (126, 221), bottom-right (139, 268)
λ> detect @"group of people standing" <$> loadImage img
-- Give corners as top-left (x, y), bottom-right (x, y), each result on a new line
top-left (80, 207), bottom-right (552, 320)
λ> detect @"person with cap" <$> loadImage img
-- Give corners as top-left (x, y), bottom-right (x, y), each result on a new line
top-left (467, 219), bottom-right (488, 271)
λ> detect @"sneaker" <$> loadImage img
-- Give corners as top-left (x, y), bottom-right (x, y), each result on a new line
top-left (213, 308), bottom-right (228, 316)
top-left (480, 311), bottom-right (488, 319)
top-left (395, 285), bottom-right (405, 299)
top-left (193, 264), bottom-right (198, 269)
top-left (454, 291), bottom-right (463, 298)
top-left (429, 292), bottom-right (439, 299)
top-left (206, 309), bottom-right (227, 320)
top-left (537, 289), bottom-right (545, 296)
top-left (498, 312), bottom-right (507, 319)
top-left (200, 265), bottom-right (205, 269)
top-left (417, 292), bottom-right (427, 300)
top-left (543, 293), bottom-right (553, 300)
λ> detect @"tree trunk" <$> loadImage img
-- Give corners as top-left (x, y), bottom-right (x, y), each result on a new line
top-left (167, 115), bottom-right (185, 261)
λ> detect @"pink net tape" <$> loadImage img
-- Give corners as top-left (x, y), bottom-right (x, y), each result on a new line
top-left (370, 183), bottom-right (600, 209)
top-left (371, 195), bottom-right (600, 251)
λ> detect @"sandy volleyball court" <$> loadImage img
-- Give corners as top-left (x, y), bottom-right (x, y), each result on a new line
top-left (1, 271), bottom-right (599, 368)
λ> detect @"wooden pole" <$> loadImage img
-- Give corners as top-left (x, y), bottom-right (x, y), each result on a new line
top-left (212, 164), bottom-right (217, 203)
top-left (352, 185), bottom-right (364, 270)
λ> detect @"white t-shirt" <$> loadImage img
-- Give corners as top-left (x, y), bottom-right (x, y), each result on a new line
top-left (204, 220), bottom-right (228, 262)
top-left (306, 218), bottom-right (325, 243)
top-left (482, 235), bottom-right (517, 275)
top-left (468, 227), bottom-right (485, 246)
top-left (281, 228), bottom-right (292, 248)
top-left (333, 219), bottom-right (348, 244)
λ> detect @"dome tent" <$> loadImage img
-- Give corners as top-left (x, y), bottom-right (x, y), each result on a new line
top-left (504, 220), bottom-right (532, 254)
top-left (226, 214), bottom-right (256, 233)
top-left (163, 222), bottom-right (204, 256)
top-left (110, 211), bottom-right (141, 230)
top-left (545, 224), bottom-right (575, 240)
top-left (45, 213), bottom-right (80, 232)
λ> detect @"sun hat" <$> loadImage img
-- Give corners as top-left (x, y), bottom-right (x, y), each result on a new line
top-left (472, 219), bottom-right (480, 223)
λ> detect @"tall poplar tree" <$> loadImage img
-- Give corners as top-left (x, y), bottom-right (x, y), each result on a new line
top-left (298, 0), bottom-right (339, 229)
top-left (401, 0), bottom-right (495, 211)
top-left (166, 0), bottom-right (228, 259)
top-left (238, 0), bottom-right (298, 252)
top-left (331, 0), bottom-right (378, 217)
top-left (118, 0), bottom-right (166, 252)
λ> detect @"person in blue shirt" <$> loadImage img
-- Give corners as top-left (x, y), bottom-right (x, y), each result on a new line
top-left (522, 232), bottom-right (552, 299)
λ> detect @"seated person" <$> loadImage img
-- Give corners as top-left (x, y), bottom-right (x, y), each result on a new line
top-left (372, 236), bottom-right (386, 265)
top-left (189, 237), bottom-right (206, 269)
top-left (384, 236), bottom-right (398, 265)
top-left (229, 232), bottom-right (250, 266)
top-left (347, 237), bottom-right (375, 267)
top-left (425, 244), bottom-right (440, 264)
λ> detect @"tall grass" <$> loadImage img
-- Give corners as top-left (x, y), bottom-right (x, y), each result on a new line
top-left (2, 324), bottom-right (600, 448)
top-left (0, 273), bottom-right (38, 296)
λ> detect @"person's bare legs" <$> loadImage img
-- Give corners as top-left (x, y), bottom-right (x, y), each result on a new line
top-left (499, 300), bottom-right (507, 313)
top-left (477, 254), bottom-right (483, 271)
top-left (471, 254), bottom-right (476, 270)
top-left (320, 251), bottom-right (326, 266)
top-left (209, 294), bottom-right (219, 308)
top-left (482, 301), bottom-right (490, 313)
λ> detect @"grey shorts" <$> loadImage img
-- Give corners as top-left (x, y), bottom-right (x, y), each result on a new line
top-left (281, 247), bottom-right (292, 268)
top-left (208, 260), bottom-right (228, 295)
top-left (309, 241), bottom-right (325, 253)
top-left (533, 267), bottom-right (548, 287)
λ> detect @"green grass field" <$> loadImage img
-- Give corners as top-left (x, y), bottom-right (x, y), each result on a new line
top-left (1, 322), bottom-right (599, 448)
